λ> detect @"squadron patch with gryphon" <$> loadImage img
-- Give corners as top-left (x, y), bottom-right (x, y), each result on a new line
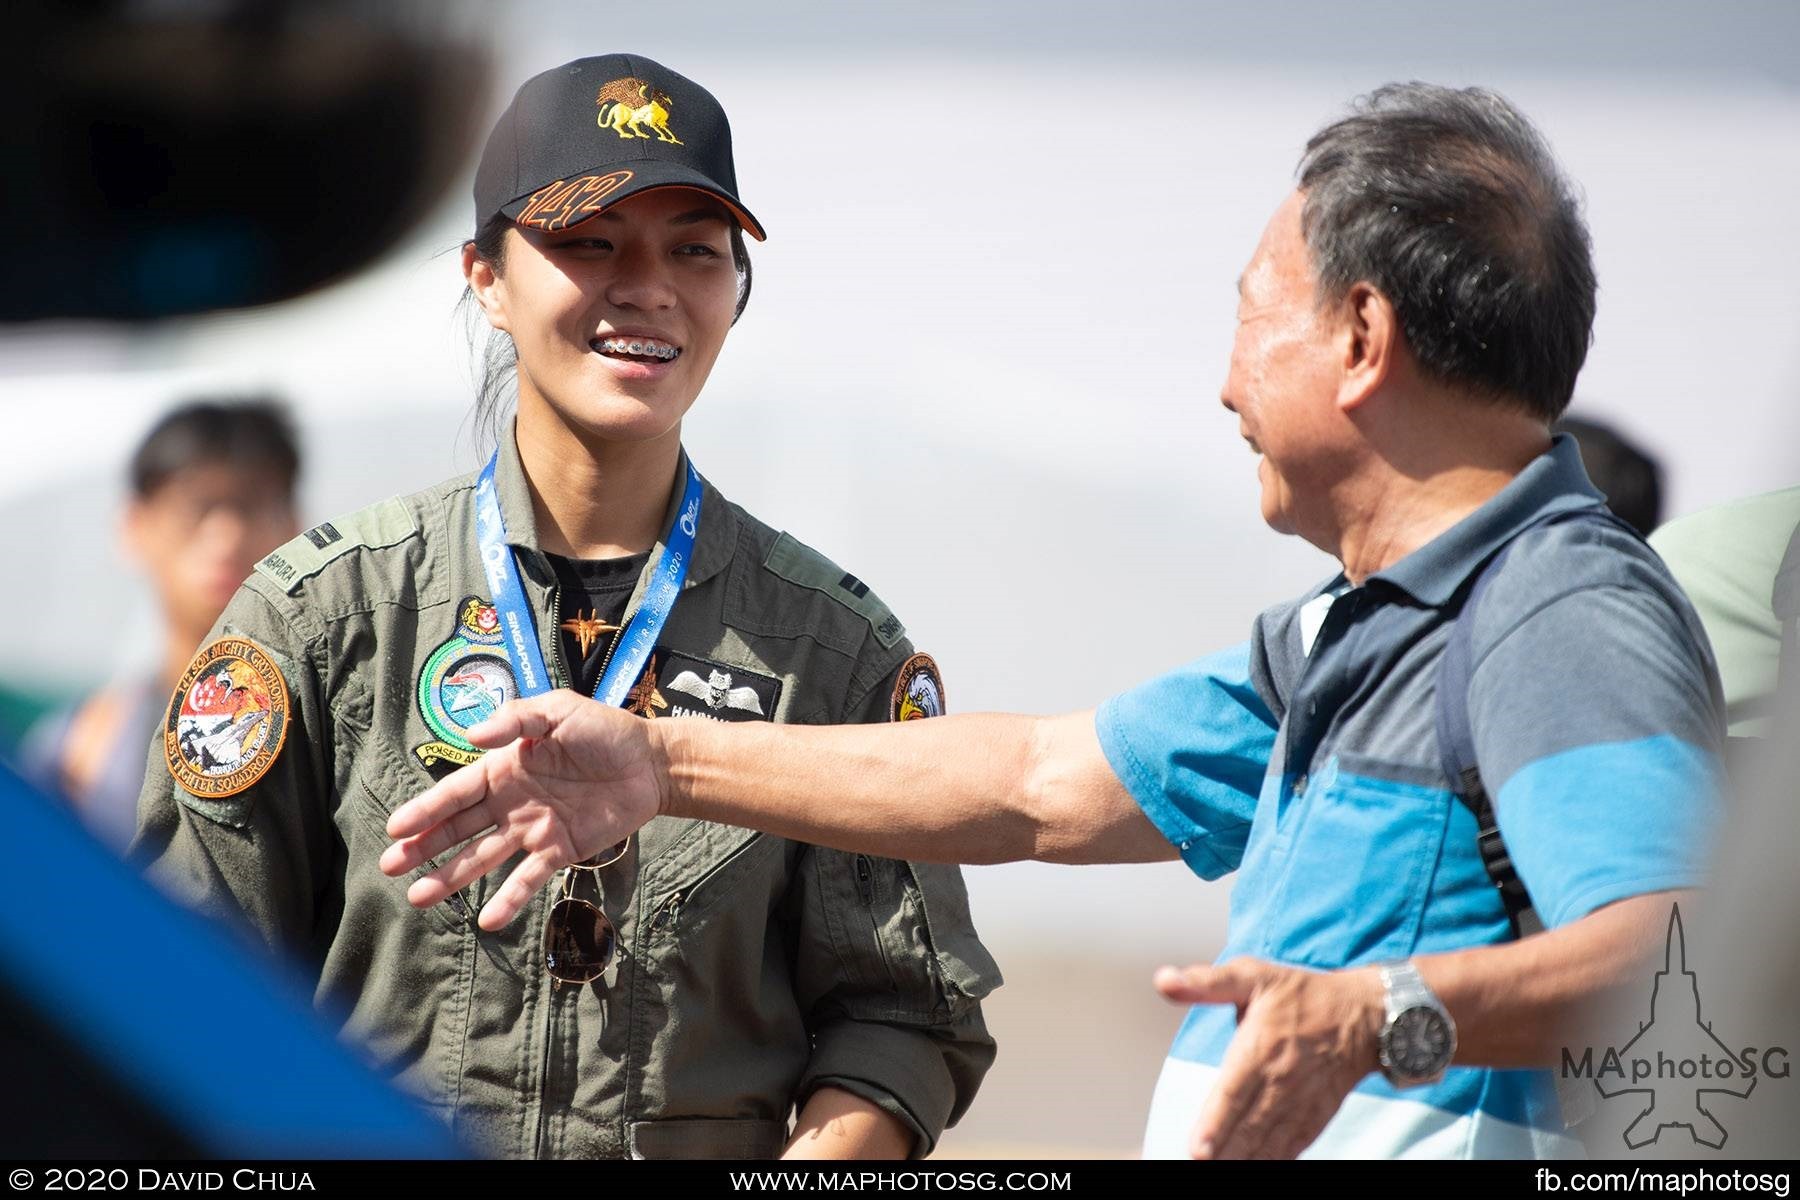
top-left (891, 653), bottom-right (946, 722)
top-left (414, 596), bottom-right (520, 773)
top-left (164, 637), bottom-right (291, 798)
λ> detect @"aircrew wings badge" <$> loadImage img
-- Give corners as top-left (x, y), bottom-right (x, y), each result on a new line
top-left (652, 651), bottom-right (781, 724)
top-left (164, 636), bottom-right (291, 798)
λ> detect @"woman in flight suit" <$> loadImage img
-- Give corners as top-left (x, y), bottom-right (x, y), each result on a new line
top-left (134, 53), bottom-right (998, 1160)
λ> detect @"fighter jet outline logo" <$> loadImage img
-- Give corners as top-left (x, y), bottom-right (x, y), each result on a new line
top-left (1594, 905), bottom-right (1755, 1149)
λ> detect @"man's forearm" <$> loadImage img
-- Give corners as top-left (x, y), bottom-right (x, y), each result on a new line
top-left (650, 708), bottom-right (1171, 865)
top-left (1420, 890), bottom-right (1687, 1068)
top-left (653, 711), bottom-right (1047, 863)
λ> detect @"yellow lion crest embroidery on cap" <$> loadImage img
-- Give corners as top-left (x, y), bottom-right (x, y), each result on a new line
top-left (596, 78), bottom-right (683, 145)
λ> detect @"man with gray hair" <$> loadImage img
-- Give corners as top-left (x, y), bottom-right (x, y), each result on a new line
top-left (382, 84), bottom-right (1725, 1160)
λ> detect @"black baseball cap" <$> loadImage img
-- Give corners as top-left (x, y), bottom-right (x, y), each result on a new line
top-left (473, 54), bottom-right (765, 240)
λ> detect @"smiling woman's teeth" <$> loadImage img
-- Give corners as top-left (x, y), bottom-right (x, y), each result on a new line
top-left (594, 337), bottom-right (681, 362)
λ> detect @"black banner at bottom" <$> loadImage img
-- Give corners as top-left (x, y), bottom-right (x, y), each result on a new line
top-left (0, 1160), bottom-right (1794, 1198)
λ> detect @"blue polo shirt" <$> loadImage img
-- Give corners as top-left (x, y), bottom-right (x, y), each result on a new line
top-left (1097, 436), bottom-right (1725, 1159)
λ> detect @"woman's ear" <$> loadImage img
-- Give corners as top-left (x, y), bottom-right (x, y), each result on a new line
top-left (462, 241), bottom-right (510, 333)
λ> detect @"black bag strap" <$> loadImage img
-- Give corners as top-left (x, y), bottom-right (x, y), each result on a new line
top-left (1434, 504), bottom-right (1640, 939)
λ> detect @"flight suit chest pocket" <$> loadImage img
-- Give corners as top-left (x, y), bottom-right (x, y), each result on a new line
top-left (346, 735), bottom-right (478, 936)
top-left (639, 822), bottom-right (784, 944)
top-left (1258, 754), bottom-right (1454, 968)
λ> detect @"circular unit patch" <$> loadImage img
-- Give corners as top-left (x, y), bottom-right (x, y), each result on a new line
top-left (891, 652), bottom-right (946, 722)
top-left (418, 639), bottom-right (518, 752)
top-left (164, 636), bottom-right (291, 798)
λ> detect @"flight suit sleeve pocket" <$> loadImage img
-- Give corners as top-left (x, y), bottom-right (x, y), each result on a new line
top-left (806, 851), bottom-right (1001, 1025)
top-left (795, 852), bottom-right (999, 1156)
top-left (895, 862), bottom-right (1003, 1017)
top-left (626, 1117), bottom-right (787, 1160)
top-left (168, 787), bottom-right (255, 830)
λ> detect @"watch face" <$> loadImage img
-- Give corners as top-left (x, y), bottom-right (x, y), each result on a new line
top-left (1385, 1006), bottom-right (1453, 1079)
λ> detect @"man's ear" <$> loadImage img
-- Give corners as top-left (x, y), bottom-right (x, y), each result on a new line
top-left (1336, 281), bottom-right (1398, 413)
top-left (462, 241), bottom-right (510, 334)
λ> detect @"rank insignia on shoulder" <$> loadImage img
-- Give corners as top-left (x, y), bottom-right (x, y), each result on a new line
top-left (254, 496), bottom-right (415, 594)
top-left (164, 637), bottom-right (291, 798)
top-left (303, 522), bottom-right (343, 551)
top-left (891, 653), bottom-right (945, 722)
top-left (414, 596), bottom-right (519, 773)
top-left (654, 650), bottom-right (781, 724)
top-left (762, 533), bottom-right (906, 650)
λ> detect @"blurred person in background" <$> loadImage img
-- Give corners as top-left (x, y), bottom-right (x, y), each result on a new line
top-left (1581, 491), bottom-right (1799, 1157)
top-left (385, 82), bottom-right (1728, 1161)
top-left (1554, 414), bottom-right (1663, 537)
top-left (1649, 484), bottom-right (1800, 741)
top-left (132, 53), bottom-right (996, 1160)
top-left (19, 399), bottom-right (300, 853)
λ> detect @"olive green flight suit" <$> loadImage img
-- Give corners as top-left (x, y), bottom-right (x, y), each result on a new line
top-left (133, 425), bottom-right (999, 1159)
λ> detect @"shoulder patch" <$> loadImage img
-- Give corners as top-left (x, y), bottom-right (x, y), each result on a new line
top-left (763, 532), bottom-right (906, 649)
top-left (255, 496), bottom-right (417, 593)
top-left (163, 636), bottom-right (291, 799)
top-left (891, 652), bottom-right (946, 722)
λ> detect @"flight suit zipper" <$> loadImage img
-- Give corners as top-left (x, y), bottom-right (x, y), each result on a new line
top-left (533, 576), bottom-right (569, 1160)
top-left (550, 580), bottom-right (572, 691)
top-left (649, 889), bottom-right (684, 932)
top-left (855, 855), bottom-right (876, 905)
top-left (644, 835), bottom-right (764, 939)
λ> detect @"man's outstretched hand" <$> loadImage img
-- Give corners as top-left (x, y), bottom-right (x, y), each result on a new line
top-left (1154, 957), bottom-right (1382, 1159)
top-left (379, 691), bottom-right (664, 930)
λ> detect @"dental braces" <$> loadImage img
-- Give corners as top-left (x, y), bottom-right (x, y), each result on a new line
top-left (596, 337), bottom-right (681, 361)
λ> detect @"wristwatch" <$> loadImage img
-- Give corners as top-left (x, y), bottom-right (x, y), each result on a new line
top-left (1376, 961), bottom-right (1457, 1086)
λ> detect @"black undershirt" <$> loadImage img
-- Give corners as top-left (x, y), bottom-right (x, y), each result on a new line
top-left (545, 551), bottom-right (651, 697)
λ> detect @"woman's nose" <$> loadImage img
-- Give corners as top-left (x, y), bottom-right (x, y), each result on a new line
top-left (604, 248), bottom-right (676, 310)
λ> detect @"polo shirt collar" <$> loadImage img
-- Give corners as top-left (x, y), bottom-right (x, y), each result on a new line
top-left (1368, 433), bottom-right (1605, 607)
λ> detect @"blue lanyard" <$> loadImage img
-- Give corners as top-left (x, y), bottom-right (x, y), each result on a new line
top-left (475, 452), bottom-right (702, 707)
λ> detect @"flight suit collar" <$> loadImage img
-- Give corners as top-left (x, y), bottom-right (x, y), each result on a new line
top-left (1367, 433), bottom-right (1606, 607)
top-left (491, 418), bottom-right (738, 593)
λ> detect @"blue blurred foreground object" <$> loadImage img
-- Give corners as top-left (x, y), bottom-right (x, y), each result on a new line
top-left (0, 763), bottom-right (460, 1158)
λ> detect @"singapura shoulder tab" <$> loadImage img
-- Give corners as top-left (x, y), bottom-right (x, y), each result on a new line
top-left (254, 497), bottom-right (417, 593)
top-left (762, 532), bottom-right (906, 650)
